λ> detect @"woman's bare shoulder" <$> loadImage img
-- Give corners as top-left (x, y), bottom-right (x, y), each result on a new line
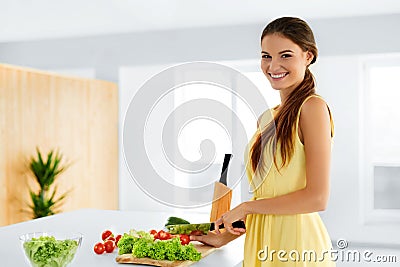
top-left (299, 96), bottom-right (332, 140)
top-left (301, 96), bottom-right (329, 116)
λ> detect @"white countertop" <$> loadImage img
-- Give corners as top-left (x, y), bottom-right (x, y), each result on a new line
top-left (0, 209), bottom-right (244, 267)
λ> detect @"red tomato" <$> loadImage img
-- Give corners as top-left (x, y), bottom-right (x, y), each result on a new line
top-left (115, 234), bottom-right (122, 245)
top-left (153, 232), bottom-right (160, 240)
top-left (157, 230), bottom-right (171, 240)
top-left (101, 230), bottom-right (113, 241)
top-left (94, 242), bottom-right (105, 255)
top-left (149, 229), bottom-right (157, 235)
top-left (180, 234), bottom-right (190, 245)
top-left (106, 236), bottom-right (116, 242)
top-left (104, 240), bottom-right (115, 253)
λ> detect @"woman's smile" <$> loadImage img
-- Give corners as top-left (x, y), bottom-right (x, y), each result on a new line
top-left (269, 72), bottom-right (289, 80)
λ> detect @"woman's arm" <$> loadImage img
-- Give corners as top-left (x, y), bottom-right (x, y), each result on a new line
top-left (218, 97), bottom-right (333, 234)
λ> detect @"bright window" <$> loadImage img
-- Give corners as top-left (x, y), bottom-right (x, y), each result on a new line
top-left (362, 57), bottom-right (400, 223)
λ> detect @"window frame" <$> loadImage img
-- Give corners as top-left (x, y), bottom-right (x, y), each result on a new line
top-left (359, 54), bottom-right (400, 225)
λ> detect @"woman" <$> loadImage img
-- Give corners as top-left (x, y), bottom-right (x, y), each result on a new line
top-left (191, 17), bottom-right (335, 266)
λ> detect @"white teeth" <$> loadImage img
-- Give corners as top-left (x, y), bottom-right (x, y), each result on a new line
top-left (270, 73), bottom-right (287, 78)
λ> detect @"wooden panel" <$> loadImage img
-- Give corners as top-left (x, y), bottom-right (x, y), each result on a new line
top-left (0, 63), bottom-right (118, 226)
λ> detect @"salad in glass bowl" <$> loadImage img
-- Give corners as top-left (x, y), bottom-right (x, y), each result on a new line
top-left (19, 232), bottom-right (82, 267)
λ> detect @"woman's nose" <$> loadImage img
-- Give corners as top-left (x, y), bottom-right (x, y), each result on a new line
top-left (269, 58), bottom-right (280, 72)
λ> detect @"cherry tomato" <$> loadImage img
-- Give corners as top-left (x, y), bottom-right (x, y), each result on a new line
top-left (104, 240), bottom-right (115, 253)
top-left (101, 230), bottom-right (113, 241)
top-left (106, 236), bottom-right (116, 242)
top-left (180, 234), bottom-right (190, 245)
top-left (94, 242), bottom-right (105, 255)
top-left (153, 231), bottom-right (160, 240)
top-left (149, 229), bottom-right (157, 235)
top-left (157, 230), bottom-right (171, 240)
top-left (115, 234), bottom-right (122, 245)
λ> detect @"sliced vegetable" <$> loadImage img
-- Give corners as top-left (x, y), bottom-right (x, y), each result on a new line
top-left (157, 230), bottom-right (171, 240)
top-left (179, 234), bottom-right (190, 245)
top-left (166, 223), bottom-right (211, 235)
top-left (165, 216), bottom-right (190, 226)
top-left (128, 229), bottom-right (153, 240)
top-left (101, 230), bottom-right (113, 241)
top-left (149, 230), bottom-right (157, 236)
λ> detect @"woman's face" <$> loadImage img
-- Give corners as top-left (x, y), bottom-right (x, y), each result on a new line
top-left (261, 33), bottom-right (313, 93)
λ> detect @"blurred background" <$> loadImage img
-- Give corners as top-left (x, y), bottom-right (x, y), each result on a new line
top-left (1, 1), bottom-right (400, 264)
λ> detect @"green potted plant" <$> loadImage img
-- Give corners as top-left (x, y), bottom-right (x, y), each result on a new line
top-left (28, 148), bottom-right (70, 218)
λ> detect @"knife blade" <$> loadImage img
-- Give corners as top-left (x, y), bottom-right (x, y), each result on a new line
top-left (219, 154), bottom-right (232, 186)
top-left (166, 220), bottom-right (245, 235)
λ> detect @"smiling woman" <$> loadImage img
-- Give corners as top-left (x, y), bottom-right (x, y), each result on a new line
top-left (190, 17), bottom-right (336, 267)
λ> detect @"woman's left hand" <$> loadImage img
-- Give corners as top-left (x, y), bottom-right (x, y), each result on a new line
top-left (215, 202), bottom-right (248, 235)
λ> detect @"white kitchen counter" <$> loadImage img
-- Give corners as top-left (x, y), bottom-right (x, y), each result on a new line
top-left (0, 209), bottom-right (244, 267)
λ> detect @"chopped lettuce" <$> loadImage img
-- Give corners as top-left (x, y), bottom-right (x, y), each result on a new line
top-left (118, 231), bottom-right (154, 255)
top-left (117, 234), bottom-right (136, 255)
top-left (134, 238), bottom-right (201, 261)
top-left (23, 236), bottom-right (78, 267)
top-left (132, 238), bottom-right (153, 258)
top-left (117, 231), bottom-right (201, 262)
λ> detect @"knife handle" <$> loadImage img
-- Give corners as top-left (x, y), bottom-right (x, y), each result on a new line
top-left (210, 220), bottom-right (246, 231)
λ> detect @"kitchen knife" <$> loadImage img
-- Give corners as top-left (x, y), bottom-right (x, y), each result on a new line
top-left (166, 220), bottom-right (246, 235)
top-left (219, 153), bottom-right (232, 186)
top-left (210, 154), bottom-right (233, 222)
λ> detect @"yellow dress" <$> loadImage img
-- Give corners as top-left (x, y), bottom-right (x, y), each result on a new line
top-left (243, 95), bottom-right (336, 267)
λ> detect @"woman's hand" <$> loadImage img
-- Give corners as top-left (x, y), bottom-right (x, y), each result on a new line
top-left (190, 228), bottom-right (246, 248)
top-left (189, 231), bottom-right (225, 248)
top-left (215, 202), bottom-right (248, 235)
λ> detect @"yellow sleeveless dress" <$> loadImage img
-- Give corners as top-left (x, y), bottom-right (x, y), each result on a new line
top-left (243, 95), bottom-right (336, 267)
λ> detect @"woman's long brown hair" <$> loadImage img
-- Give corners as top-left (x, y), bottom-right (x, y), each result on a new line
top-left (250, 17), bottom-right (319, 173)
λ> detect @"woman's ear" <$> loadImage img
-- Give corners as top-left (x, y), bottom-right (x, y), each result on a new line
top-left (306, 51), bottom-right (314, 65)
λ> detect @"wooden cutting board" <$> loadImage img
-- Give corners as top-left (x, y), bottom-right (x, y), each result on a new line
top-left (115, 243), bottom-right (216, 267)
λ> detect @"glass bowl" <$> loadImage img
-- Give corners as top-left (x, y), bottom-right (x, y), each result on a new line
top-left (19, 232), bottom-right (83, 267)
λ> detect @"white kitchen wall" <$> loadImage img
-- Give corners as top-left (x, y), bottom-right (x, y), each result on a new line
top-left (119, 64), bottom-right (177, 213)
top-left (1, 15), bottom-right (399, 82)
top-left (312, 55), bottom-right (400, 246)
top-left (119, 64), bottom-right (226, 216)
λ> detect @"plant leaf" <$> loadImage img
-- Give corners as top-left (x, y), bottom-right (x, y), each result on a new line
top-left (27, 148), bottom-right (71, 219)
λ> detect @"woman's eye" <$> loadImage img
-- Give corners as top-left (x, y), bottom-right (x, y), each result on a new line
top-left (262, 55), bottom-right (271, 59)
top-left (282, 54), bottom-right (292, 58)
